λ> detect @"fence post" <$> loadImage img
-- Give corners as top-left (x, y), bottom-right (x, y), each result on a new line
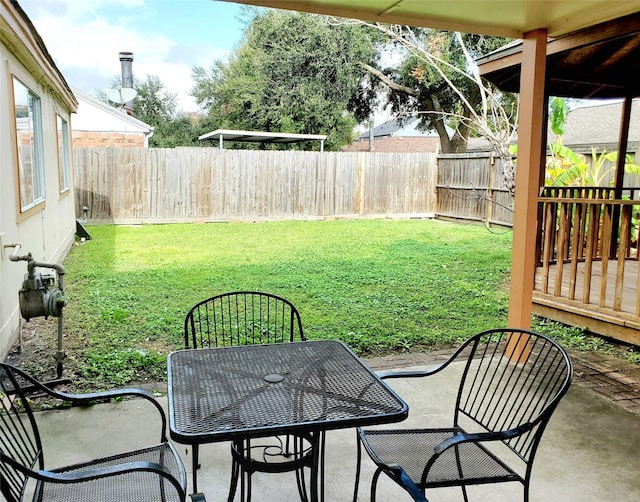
top-left (355, 153), bottom-right (366, 215)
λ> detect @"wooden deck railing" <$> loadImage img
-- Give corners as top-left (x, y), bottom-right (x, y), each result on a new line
top-left (536, 186), bottom-right (640, 314)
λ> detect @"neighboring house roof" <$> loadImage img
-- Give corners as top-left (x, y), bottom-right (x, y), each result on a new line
top-left (355, 101), bottom-right (640, 154)
top-left (550, 99), bottom-right (640, 151)
top-left (469, 100), bottom-right (640, 154)
top-left (71, 87), bottom-right (154, 136)
top-left (352, 116), bottom-right (494, 153)
top-left (357, 116), bottom-right (438, 140)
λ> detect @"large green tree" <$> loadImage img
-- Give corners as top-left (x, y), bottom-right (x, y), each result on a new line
top-left (131, 75), bottom-right (176, 126)
top-left (191, 9), bottom-right (379, 150)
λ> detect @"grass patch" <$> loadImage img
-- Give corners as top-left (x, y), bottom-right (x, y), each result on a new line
top-left (19, 218), bottom-right (636, 390)
top-left (532, 317), bottom-right (640, 364)
top-left (31, 219), bottom-right (509, 388)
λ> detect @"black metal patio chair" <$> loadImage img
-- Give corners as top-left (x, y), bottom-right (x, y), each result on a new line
top-left (184, 291), bottom-right (307, 501)
top-left (0, 362), bottom-right (203, 502)
top-left (353, 328), bottom-right (573, 502)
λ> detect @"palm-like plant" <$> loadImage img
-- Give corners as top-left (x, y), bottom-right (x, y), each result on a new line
top-left (546, 144), bottom-right (640, 187)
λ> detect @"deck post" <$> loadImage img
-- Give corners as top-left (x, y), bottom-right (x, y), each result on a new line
top-left (508, 29), bottom-right (547, 331)
top-left (609, 96), bottom-right (633, 257)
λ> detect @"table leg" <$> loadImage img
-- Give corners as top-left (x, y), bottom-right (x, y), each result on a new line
top-left (295, 435), bottom-right (309, 502)
top-left (237, 439), bottom-right (250, 502)
top-left (319, 432), bottom-right (326, 502)
top-left (309, 431), bottom-right (323, 502)
top-left (192, 443), bottom-right (199, 494)
top-left (228, 442), bottom-right (240, 502)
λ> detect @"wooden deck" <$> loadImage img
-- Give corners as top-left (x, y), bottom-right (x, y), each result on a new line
top-left (533, 259), bottom-right (640, 346)
top-left (533, 192), bottom-right (640, 346)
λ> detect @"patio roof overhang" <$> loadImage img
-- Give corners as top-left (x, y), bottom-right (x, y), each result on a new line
top-left (218, 0), bottom-right (640, 39)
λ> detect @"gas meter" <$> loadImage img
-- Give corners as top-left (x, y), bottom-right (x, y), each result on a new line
top-left (19, 269), bottom-right (66, 320)
top-left (6, 244), bottom-right (68, 381)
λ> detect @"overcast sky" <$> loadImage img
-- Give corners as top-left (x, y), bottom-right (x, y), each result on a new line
top-left (19, 0), bottom-right (246, 112)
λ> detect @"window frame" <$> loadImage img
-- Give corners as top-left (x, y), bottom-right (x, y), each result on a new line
top-left (56, 113), bottom-right (72, 194)
top-left (12, 74), bottom-right (46, 213)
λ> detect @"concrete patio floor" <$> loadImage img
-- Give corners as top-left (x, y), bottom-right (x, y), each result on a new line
top-left (34, 352), bottom-right (640, 502)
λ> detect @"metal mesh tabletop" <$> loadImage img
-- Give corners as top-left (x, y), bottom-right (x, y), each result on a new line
top-left (167, 340), bottom-right (408, 443)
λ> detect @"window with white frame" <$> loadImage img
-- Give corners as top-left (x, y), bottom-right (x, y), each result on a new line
top-left (57, 114), bottom-right (71, 192)
top-left (13, 76), bottom-right (45, 211)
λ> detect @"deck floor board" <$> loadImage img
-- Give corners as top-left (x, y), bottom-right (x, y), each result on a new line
top-left (535, 259), bottom-right (638, 316)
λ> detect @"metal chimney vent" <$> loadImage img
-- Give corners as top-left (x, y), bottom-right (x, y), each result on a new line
top-left (119, 51), bottom-right (135, 115)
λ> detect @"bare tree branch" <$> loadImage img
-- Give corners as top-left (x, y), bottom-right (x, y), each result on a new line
top-left (358, 63), bottom-right (418, 96)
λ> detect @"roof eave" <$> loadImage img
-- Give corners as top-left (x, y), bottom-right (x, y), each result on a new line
top-left (1, 0), bottom-right (78, 112)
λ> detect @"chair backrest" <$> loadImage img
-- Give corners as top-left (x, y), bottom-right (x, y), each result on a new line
top-left (0, 363), bottom-right (45, 502)
top-left (184, 291), bottom-right (304, 349)
top-left (452, 328), bottom-right (572, 464)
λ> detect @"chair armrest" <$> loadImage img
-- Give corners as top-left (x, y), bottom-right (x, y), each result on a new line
top-left (50, 460), bottom-right (178, 483)
top-left (378, 339), bottom-right (479, 380)
top-left (25, 382), bottom-right (158, 408)
top-left (2, 453), bottom-right (184, 494)
top-left (433, 424), bottom-right (531, 455)
top-left (385, 464), bottom-right (430, 502)
top-left (56, 388), bottom-right (169, 441)
top-left (377, 367), bottom-right (440, 380)
top-left (59, 388), bottom-right (165, 421)
top-left (377, 359), bottom-right (454, 380)
top-left (7, 365), bottom-right (168, 441)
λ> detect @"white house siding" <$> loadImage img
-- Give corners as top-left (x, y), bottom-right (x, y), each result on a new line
top-left (0, 0), bottom-right (78, 359)
top-left (71, 87), bottom-right (153, 148)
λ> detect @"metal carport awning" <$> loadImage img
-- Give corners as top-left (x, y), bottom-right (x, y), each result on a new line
top-left (198, 129), bottom-right (327, 151)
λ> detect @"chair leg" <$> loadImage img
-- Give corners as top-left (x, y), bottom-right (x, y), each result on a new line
top-left (454, 444), bottom-right (469, 502)
top-left (370, 468), bottom-right (384, 502)
top-left (296, 467), bottom-right (309, 502)
top-left (230, 439), bottom-right (252, 502)
top-left (245, 468), bottom-right (252, 502)
top-left (353, 431), bottom-right (362, 502)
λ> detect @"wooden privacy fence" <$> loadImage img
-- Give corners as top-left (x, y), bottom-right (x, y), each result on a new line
top-left (436, 152), bottom-right (514, 227)
top-left (73, 148), bottom-right (438, 223)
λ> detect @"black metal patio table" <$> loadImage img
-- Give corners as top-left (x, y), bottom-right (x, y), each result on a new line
top-left (167, 340), bottom-right (408, 501)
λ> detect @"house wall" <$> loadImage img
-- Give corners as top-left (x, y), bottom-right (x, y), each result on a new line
top-left (341, 136), bottom-right (441, 153)
top-left (71, 94), bottom-right (150, 147)
top-left (72, 131), bottom-right (146, 148)
top-left (1, 1), bottom-right (77, 360)
top-left (72, 88), bottom-right (153, 148)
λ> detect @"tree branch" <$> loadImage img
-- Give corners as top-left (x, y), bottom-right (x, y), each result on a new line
top-left (359, 63), bottom-right (419, 97)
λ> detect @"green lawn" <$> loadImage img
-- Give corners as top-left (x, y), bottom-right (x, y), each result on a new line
top-left (24, 218), bottom-right (634, 390)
